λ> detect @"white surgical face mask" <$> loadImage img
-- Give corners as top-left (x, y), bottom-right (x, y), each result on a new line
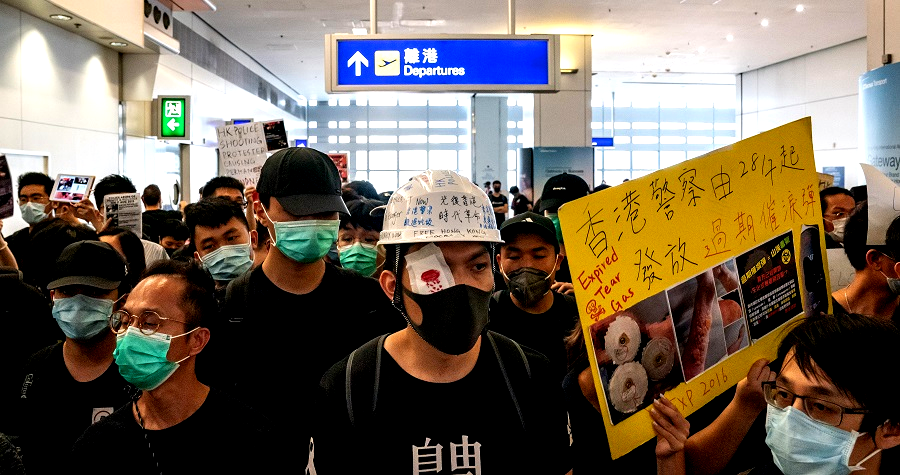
top-left (828, 217), bottom-right (848, 243)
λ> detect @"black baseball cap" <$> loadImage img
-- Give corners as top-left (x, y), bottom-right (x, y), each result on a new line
top-left (538, 173), bottom-right (590, 213)
top-left (499, 211), bottom-right (559, 251)
top-left (256, 147), bottom-right (349, 217)
top-left (47, 241), bottom-right (126, 290)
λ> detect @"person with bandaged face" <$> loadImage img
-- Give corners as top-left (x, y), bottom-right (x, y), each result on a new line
top-left (310, 170), bottom-right (573, 474)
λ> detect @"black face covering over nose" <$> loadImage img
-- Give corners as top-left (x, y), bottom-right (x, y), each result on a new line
top-left (505, 267), bottom-right (552, 307)
top-left (402, 284), bottom-right (491, 355)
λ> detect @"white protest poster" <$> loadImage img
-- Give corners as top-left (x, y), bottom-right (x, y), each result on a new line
top-left (860, 163), bottom-right (900, 245)
top-left (104, 193), bottom-right (142, 236)
top-left (216, 122), bottom-right (268, 187)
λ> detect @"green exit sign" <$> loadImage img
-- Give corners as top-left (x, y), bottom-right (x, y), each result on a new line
top-left (156, 96), bottom-right (191, 140)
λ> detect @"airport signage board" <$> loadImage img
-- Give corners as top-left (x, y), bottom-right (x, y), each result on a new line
top-left (325, 34), bottom-right (560, 93)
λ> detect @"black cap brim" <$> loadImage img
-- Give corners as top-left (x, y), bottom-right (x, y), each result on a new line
top-left (277, 193), bottom-right (350, 217)
top-left (47, 275), bottom-right (121, 291)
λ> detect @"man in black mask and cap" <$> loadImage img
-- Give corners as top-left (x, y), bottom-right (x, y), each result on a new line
top-left (310, 170), bottom-right (573, 475)
top-left (489, 211), bottom-right (578, 381)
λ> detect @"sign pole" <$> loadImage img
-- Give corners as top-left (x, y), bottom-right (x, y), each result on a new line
top-left (370, 0), bottom-right (377, 34)
top-left (508, 0), bottom-right (515, 34)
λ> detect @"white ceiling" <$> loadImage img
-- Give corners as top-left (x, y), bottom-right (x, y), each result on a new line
top-left (196, 0), bottom-right (867, 98)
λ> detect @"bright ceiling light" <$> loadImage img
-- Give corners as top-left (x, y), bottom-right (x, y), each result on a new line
top-left (795, 4), bottom-right (805, 12)
top-left (49, 14), bottom-right (72, 21)
top-left (698, 46), bottom-right (706, 53)
top-left (109, 42), bottom-right (128, 47)
top-left (761, 18), bottom-right (770, 27)
top-left (726, 34), bottom-right (734, 42)
top-left (352, 28), bottom-right (368, 35)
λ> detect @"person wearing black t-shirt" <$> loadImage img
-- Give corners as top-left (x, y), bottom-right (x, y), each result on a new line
top-left (490, 180), bottom-right (509, 226)
top-left (490, 211), bottom-right (578, 381)
top-left (311, 171), bottom-right (572, 474)
top-left (5, 241), bottom-right (133, 473)
top-left (72, 260), bottom-right (276, 473)
top-left (205, 148), bottom-right (401, 467)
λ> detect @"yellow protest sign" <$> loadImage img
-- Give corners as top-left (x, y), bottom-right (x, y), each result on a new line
top-left (558, 117), bottom-right (829, 459)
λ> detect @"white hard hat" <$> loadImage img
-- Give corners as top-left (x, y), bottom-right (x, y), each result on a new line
top-left (379, 170), bottom-right (503, 245)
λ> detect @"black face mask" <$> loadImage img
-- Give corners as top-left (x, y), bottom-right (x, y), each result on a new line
top-left (401, 284), bottom-right (491, 355)
top-left (493, 187), bottom-right (501, 193)
top-left (164, 247), bottom-right (178, 257)
top-left (504, 267), bottom-right (552, 307)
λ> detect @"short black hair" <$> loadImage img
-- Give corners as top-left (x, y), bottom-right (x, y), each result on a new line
top-left (184, 197), bottom-right (249, 242)
top-left (509, 186), bottom-right (519, 194)
top-left (142, 184), bottom-right (161, 206)
top-left (97, 227), bottom-right (146, 293)
top-left (843, 201), bottom-right (891, 270)
top-left (158, 219), bottom-right (189, 241)
top-left (17, 172), bottom-right (54, 196)
top-left (345, 180), bottom-right (380, 201)
top-left (492, 180), bottom-right (501, 185)
top-left (340, 198), bottom-right (385, 232)
top-left (94, 175), bottom-right (136, 207)
top-left (778, 313), bottom-right (900, 431)
top-left (820, 186), bottom-right (854, 213)
top-left (141, 259), bottom-right (217, 328)
top-left (201, 176), bottom-right (244, 200)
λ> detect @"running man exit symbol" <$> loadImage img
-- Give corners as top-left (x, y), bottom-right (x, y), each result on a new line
top-left (375, 50), bottom-right (400, 76)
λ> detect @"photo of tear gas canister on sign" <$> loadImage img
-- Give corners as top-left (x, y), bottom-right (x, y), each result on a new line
top-left (590, 259), bottom-right (756, 425)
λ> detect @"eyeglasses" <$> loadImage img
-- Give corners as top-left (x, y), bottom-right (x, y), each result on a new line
top-left (761, 381), bottom-right (869, 426)
top-left (231, 198), bottom-right (249, 209)
top-left (109, 309), bottom-right (189, 336)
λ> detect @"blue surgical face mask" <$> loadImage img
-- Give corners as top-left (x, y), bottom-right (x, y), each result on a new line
top-left (20, 201), bottom-right (49, 225)
top-left (200, 242), bottom-right (253, 281)
top-left (338, 242), bottom-right (379, 276)
top-left (52, 294), bottom-right (114, 340)
top-left (765, 405), bottom-right (880, 475)
top-left (114, 326), bottom-right (198, 391)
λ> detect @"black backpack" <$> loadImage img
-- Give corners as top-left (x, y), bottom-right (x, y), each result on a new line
top-left (344, 330), bottom-right (533, 429)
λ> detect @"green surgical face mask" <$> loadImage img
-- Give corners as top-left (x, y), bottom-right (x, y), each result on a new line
top-left (547, 213), bottom-right (564, 244)
top-left (272, 219), bottom-right (339, 264)
top-left (338, 242), bottom-right (379, 276)
top-left (114, 326), bottom-right (198, 391)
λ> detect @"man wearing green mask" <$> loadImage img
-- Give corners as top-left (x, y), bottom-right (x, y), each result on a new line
top-left (71, 259), bottom-right (278, 473)
top-left (183, 197), bottom-right (256, 302)
top-left (338, 198), bottom-right (385, 277)
top-left (4, 240), bottom-right (133, 473)
top-left (208, 147), bottom-right (401, 464)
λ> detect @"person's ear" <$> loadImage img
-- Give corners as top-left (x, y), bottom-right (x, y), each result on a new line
top-left (865, 249), bottom-right (884, 269)
top-left (193, 251), bottom-right (202, 262)
top-left (875, 420), bottom-right (900, 450)
top-left (495, 252), bottom-right (503, 271)
top-left (249, 229), bottom-right (258, 248)
top-left (380, 269), bottom-right (397, 300)
top-left (554, 253), bottom-right (562, 272)
top-left (189, 328), bottom-right (211, 356)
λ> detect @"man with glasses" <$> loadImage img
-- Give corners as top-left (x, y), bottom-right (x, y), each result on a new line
top-left (681, 313), bottom-right (900, 474)
top-left (71, 259), bottom-right (276, 473)
top-left (3, 240), bottom-right (133, 473)
top-left (820, 186), bottom-right (856, 247)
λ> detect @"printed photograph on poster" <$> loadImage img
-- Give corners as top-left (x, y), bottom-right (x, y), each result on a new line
top-left (800, 225), bottom-right (829, 316)
top-left (668, 269), bottom-right (728, 381)
top-left (328, 153), bottom-right (349, 183)
top-left (263, 120), bottom-right (288, 151)
top-left (0, 154), bottom-right (13, 219)
top-left (589, 291), bottom-right (683, 424)
top-left (735, 230), bottom-right (801, 340)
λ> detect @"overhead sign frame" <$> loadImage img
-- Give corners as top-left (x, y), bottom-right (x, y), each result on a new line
top-left (325, 34), bottom-right (560, 93)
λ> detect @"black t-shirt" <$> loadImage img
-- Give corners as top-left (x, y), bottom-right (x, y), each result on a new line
top-left (312, 335), bottom-right (572, 474)
top-left (489, 290), bottom-right (578, 381)
top-left (5, 227), bottom-right (32, 276)
top-left (512, 193), bottom-right (532, 215)
top-left (141, 209), bottom-right (183, 243)
top-left (490, 192), bottom-right (508, 226)
top-left (203, 263), bottom-right (403, 454)
top-left (71, 388), bottom-right (276, 474)
top-left (6, 342), bottom-right (134, 473)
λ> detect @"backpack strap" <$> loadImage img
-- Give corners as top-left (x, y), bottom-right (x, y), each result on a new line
top-left (486, 330), bottom-right (531, 430)
top-left (345, 334), bottom-right (387, 427)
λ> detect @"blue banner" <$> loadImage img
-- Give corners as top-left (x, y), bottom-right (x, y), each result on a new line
top-left (334, 38), bottom-right (551, 87)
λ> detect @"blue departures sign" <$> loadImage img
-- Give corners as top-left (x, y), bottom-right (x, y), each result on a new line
top-left (326, 34), bottom-right (559, 93)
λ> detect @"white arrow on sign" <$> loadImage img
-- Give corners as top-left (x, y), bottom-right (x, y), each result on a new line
top-left (347, 51), bottom-right (369, 76)
top-left (167, 118), bottom-right (179, 132)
